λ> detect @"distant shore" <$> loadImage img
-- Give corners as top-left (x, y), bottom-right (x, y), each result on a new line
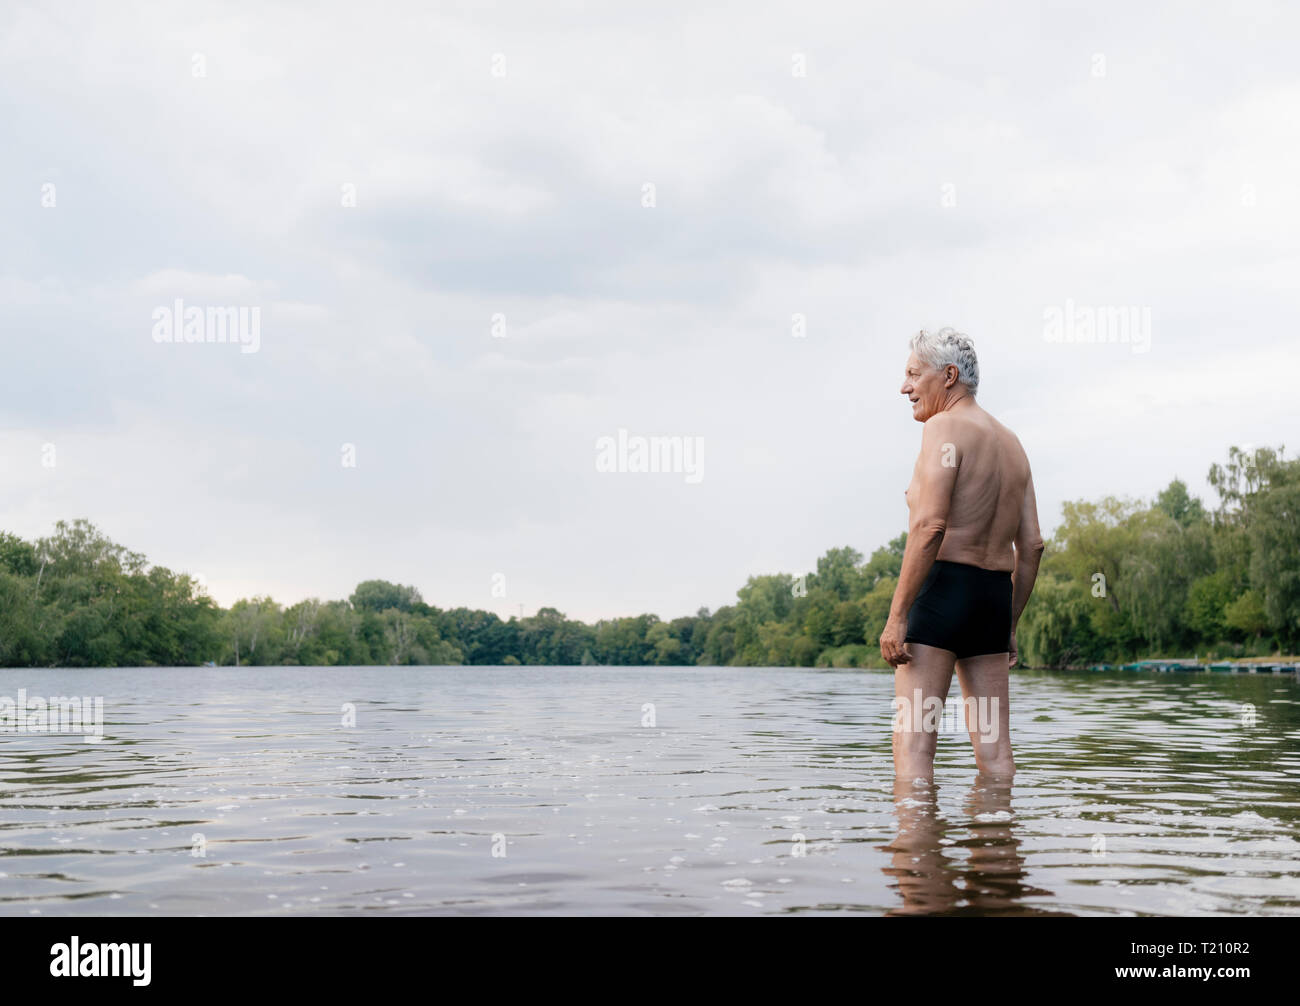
top-left (2, 444), bottom-right (1296, 670)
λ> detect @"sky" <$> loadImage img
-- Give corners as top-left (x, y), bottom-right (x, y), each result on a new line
top-left (2, 0), bottom-right (1297, 622)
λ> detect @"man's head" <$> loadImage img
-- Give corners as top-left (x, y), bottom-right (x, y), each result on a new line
top-left (901, 327), bottom-right (978, 422)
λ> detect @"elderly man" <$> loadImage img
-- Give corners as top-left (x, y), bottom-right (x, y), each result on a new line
top-left (880, 328), bottom-right (1044, 781)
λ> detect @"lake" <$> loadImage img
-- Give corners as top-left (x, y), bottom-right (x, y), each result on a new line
top-left (1, 665), bottom-right (1297, 916)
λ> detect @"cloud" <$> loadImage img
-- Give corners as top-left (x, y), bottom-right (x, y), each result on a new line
top-left (1, 0), bottom-right (1297, 621)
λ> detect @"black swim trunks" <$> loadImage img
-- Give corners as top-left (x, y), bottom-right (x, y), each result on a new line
top-left (904, 559), bottom-right (1013, 659)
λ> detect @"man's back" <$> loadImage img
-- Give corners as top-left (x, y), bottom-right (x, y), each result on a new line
top-left (931, 401), bottom-right (1034, 572)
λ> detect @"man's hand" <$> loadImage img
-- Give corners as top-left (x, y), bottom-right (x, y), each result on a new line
top-left (880, 615), bottom-right (912, 667)
top-left (1008, 630), bottom-right (1018, 669)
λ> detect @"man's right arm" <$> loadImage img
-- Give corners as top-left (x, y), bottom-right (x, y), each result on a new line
top-left (1010, 467), bottom-right (1045, 633)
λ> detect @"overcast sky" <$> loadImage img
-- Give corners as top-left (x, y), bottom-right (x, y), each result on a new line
top-left (2, 0), bottom-right (1297, 622)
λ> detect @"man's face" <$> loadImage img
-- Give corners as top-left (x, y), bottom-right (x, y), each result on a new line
top-left (900, 352), bottom-right (950, 422)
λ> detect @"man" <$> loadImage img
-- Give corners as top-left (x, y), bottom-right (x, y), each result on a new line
top-left (880, 328), bottom-right (1044, 781)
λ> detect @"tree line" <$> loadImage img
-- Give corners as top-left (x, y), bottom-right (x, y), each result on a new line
top-left (0, 444), bottom-right (1294, 669)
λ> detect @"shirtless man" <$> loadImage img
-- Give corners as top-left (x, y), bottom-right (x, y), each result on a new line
top-left (879, 328), bottom-right (1045, 781)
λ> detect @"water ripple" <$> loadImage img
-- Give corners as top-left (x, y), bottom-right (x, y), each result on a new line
top-left (0, 666), bottom-right (1296, 915)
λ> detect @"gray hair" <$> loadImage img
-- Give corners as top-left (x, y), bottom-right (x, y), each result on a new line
top-left (909, 327), bottom-right (979, 395)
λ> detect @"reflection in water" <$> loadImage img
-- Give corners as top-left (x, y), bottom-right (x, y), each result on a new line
top-left (884, 776), bottom-right (1068, 916)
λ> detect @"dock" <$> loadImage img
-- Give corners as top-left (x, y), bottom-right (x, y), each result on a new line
top-left (1085, 660), bottom-right (1299, 673)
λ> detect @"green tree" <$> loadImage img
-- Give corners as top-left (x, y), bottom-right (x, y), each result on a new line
top-left (862, 534), bottom-right (906, 588)
top-left (1185, 570), bottom-right (1233, 643)
top-left (646, 621), bottom-right (683, 664)
top-left (1224, 590), bottom-right (1268, 640)
top-left (226, 596), bottom-right (284, 665)
top-left (0, 532), bottom-right (39, 577)
top-left (1156, 478), bottom-right (1207, 528)
top-left (1247, 471), bottom-right (1300, 648)
top-left (811, 546), bottom-right (865, 601)
top-left (801, 590), bottom-right (837, 647)
top-left (830, 600), bottom-right (866, 646)
top-left (860, 576), bottom-right (896, 652)
top-left (350, 580), bottom-right (423, 613)
top-left (699, 607), bottom-right (737, 666)
top-left (1017, 572), bottom-right (1098, 668)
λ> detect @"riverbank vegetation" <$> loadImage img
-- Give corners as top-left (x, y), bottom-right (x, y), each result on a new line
top-left (0, 445), bottom-right (1294, 669)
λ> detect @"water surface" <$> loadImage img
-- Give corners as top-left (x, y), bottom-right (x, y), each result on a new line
top-left (1, 666), bottom-right (1297, 916)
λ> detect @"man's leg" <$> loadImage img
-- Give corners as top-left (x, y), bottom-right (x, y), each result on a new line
top-left (892, 642), bottom-right (957, 781)
top-left (954, 653), bottom-right (1014, 777)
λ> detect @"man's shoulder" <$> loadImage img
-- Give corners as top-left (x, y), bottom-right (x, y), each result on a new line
top-left (922, 406), bottom-right (992, 441)
top-left (985, 414), bottom-right (1031, 466)
top-left (933, 408), bottom-right (1029, 463)
top-left (976, 409), bottom-right (1022, 446)
top-left (921, 410), bottom-right (963, 434)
